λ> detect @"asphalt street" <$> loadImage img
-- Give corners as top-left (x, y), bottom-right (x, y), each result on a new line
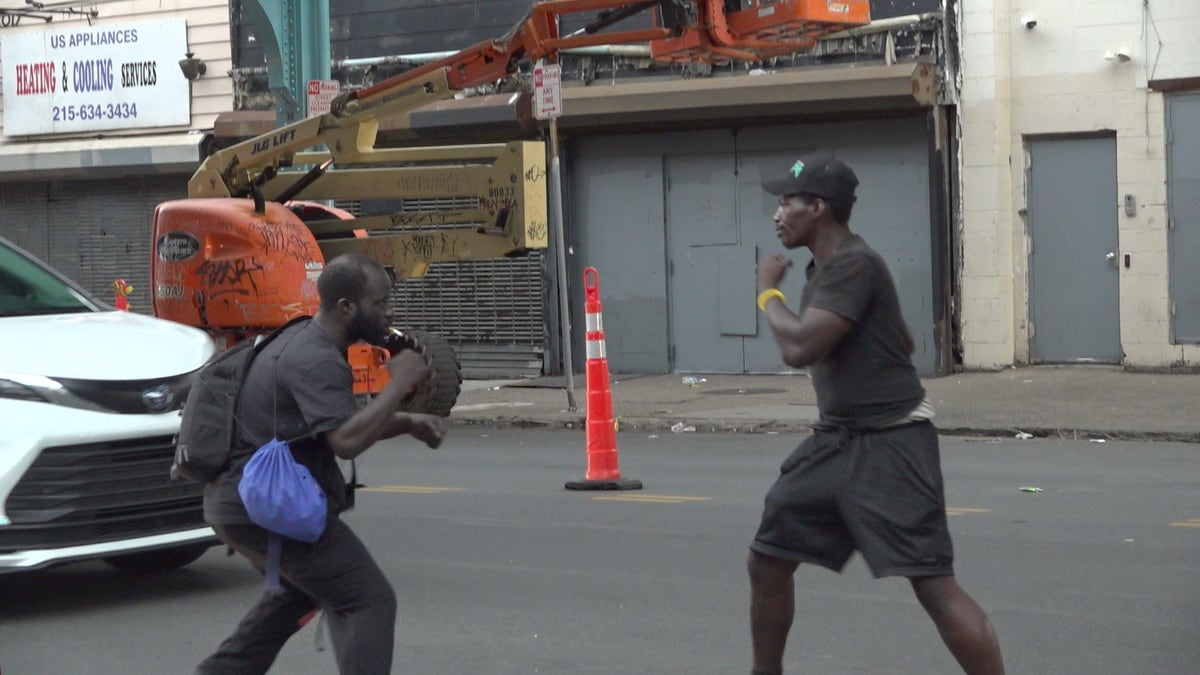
top-left (1, 428), bottom-right (1197, 674)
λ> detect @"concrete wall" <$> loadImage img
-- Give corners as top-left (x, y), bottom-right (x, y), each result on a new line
top-left (958, 0), bottom-right (1200, 369)
top-left (0, 0), bottom-right (231, 138)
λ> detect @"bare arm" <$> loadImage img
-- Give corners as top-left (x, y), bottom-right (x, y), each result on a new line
top-left (375, 411), bottom-right (447, 448)
top-left (758, 251), bottom-right (854, 368)
top-left (325, 350), bottom-right (430, 459)
top-left (761, 299), bottom-right (854, 368)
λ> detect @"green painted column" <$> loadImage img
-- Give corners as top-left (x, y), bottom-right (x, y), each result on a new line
top-left (241, 0), bottom-right (331, 127)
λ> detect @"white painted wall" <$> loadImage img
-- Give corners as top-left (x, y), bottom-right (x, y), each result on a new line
top-left (959, 0), bottom-right (1199, 369)
top-left (0, 0), bottom-right (231, 139)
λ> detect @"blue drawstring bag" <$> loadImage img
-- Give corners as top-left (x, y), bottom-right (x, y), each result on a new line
top-left (239, 437), bottom-right (327, 590)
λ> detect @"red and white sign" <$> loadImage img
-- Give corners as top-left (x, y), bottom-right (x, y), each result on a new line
top-left (533, 64), bottom-right (561, 120)
top-left (306, 79), bottom-right (339, 117)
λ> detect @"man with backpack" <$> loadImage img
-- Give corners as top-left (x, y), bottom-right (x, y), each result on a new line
top-left (196, 253), bottom-right (446, 674)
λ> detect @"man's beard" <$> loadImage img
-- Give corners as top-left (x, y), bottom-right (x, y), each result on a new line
top-left (348, 307), bottom-right (387, 345)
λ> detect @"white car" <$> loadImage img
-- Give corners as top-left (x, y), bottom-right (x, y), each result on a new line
top-left (0, 235), bottom-right (218, 573)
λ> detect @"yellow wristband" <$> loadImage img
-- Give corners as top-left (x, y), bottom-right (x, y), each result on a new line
top-left (757, 288), bottom-right (786, 312)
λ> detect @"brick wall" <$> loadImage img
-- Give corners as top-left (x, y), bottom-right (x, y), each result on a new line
top-left (959, 0), bottom-right (1199, 368)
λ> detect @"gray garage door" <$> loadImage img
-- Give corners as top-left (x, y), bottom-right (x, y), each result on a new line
top-left (567, 117), bottom-right (936, 375)
top-left (1168, 94), bottom-right (1200, 343)
top-left (0, 175), bottom-right (187, 314)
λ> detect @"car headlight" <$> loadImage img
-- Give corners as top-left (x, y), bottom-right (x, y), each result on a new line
top-left (0, 372), bottom-right (64, 404)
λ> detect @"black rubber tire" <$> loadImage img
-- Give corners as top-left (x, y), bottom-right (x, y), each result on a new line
top-left (102, 542), bottom-right (215, 573)
top-left (397, 329), bottom-right (462, 417)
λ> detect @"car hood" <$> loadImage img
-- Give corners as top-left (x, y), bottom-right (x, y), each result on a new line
top-left (0, 311), bottom-right (214, 381)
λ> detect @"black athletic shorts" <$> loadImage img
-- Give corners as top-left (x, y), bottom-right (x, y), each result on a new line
top-left (750, 420), bottom-right (955, 578)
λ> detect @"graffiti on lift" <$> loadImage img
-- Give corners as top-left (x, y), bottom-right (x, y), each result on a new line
top-left (479, 195), bottom-right (518, 215)
top-left (398, 232), bottom-right (458, 262)
top-left (247, 221), bottom-right (312, 262)
top-left (523, 165), bottom-right (547, 183)
top-left (388, 211), bottom-right (466, 228)
top-left (196, 257), bottom-right (263, 299)
top-left (394, 171), bottom-right (463, 193)
top-left (526, 220), bottom-right (548, 243)
top-left (237, 300), bottom-right (306, 324)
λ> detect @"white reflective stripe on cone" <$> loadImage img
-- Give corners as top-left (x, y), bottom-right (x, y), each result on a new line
top-left (586, 340), bottom-right (606, 359)
top-left (586, 313), bottom-right (602, 332)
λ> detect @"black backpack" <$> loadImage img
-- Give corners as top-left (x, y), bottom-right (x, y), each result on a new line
top-left (171, 317), bottom-right (311, 482)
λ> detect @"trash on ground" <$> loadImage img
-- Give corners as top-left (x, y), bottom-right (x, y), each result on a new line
top-left (1089, 438), bottom-right (1107, 443)
top-left (681, 376), bottom-right (707, 386)
top-left (1015, 432), bottom-right (1034, 440)
top-left (670, 422), bottom-right (696, 433)
top-left (1019, 486), bottom-right (1043, 493)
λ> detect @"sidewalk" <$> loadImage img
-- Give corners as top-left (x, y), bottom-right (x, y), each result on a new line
top-left (450, 366), bottom-right (1200, 443)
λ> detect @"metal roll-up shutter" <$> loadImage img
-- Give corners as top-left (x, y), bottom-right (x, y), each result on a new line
top-left (392, 253), bottom-right (547, 379)
top-left (0, 175), bottom-right (187, 314)
top-left (332, 199), bottom-right (547, 379)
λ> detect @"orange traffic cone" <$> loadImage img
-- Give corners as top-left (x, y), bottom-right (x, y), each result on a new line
top-left (566, 267), bottom-right (642, 491)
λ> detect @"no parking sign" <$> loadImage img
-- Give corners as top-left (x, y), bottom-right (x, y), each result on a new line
top-left (533, 63), bottom-right (561, 120)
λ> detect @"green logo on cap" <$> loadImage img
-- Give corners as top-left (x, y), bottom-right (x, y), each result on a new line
top-left (790, 160), bottom-right (805, 178)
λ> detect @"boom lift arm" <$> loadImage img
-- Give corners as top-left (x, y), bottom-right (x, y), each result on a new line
top-left (187, 1), bottom-right (872, 281)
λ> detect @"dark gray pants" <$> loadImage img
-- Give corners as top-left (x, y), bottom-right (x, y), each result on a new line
top-left (196, 517), bottom-right (397, 674)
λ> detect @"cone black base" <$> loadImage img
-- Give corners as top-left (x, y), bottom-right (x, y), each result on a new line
top-left (564, 478), bottom-right (643, 491)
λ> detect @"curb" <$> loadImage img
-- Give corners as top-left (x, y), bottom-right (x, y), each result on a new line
top-left (449, 415), bottom-right (1200, 444)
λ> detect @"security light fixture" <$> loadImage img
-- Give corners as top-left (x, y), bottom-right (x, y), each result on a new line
top-left (179, 52), bottom-right (207, 81)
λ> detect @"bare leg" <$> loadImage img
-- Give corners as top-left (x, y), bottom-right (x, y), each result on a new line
top-left (910, 575), bottom-right (1005, 675)
top-left (748, 550), bottom-right (801, 675)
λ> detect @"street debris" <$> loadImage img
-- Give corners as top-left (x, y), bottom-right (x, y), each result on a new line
top-left (670, 422), bottom-right (697, 433)
top-left (1015, 432), bottom-right (1034, 440)
top-left (1019, 486), bottom-right (1043, 493)
top-left (681, 376), bottom-right (707, 386)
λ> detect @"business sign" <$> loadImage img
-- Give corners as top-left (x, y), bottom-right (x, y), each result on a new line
top-left (533, 63), bottom-right (561, 120)
top-left (306, 79), bottom-right (339, 117)
top-left (1, 18), bottom-right (191, 136)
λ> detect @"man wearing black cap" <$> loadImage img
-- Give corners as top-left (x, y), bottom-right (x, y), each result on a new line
top-left (747, 157), bottom-right (1005, 674)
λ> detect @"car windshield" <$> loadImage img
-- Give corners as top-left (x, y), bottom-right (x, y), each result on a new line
top-left (0, 240), bottom-right (95, 317)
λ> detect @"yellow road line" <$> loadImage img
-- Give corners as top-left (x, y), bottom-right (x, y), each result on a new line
top-left (362, 485), bottom-right (464, 494)
top-left (593, 494), bottom-right (712, 504)
top-left (1170, 518), bottom-right (1200, 528)
top-left (945, 507), bottom-right (991, 516)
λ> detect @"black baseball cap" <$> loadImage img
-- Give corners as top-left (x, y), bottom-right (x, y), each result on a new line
top-left (762, 156), bottom-right (858, 205)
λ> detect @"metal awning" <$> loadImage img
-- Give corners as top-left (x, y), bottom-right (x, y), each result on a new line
top-left (0, 132), bottom-right (208, 179)
top-left (558, 60), bottom-right (938, 130)
top-left (209, 59), bottom-right (939, 146)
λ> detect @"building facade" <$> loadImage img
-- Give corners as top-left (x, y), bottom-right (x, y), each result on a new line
top-left (3, 1), bottom-right (1195, 376)
top-left (0, 1), bottom-right (231, 314)
top-left (959, 0), bottom-right (1200, 370)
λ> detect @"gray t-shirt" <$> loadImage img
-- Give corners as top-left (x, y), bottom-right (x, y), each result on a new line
top-left (801, 235), bottom-right (925, 428)
top-left (203, 319), bottom-right (360, 525)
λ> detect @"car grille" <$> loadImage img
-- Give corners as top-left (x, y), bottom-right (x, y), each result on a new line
top-left (0, 435), bottom-right (206, 552)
